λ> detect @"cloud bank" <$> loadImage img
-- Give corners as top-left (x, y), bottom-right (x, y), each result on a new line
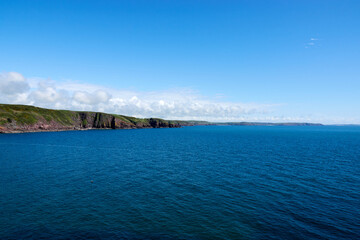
top-left (0, 71), bottom-right (278, 121)
top-left (2, 71), bottom-right (357, 124)
top-left (0, 72), bottom-right (30, 97)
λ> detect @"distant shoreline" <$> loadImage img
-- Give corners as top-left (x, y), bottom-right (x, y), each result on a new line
top-left (205, 122), bottom-right (323, 126)
top-left (0, 103), bottom-right (331, 134)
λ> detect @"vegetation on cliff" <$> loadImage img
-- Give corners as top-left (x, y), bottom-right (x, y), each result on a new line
top-left (0, 104), bottom-right (184, 133)
top-left (0, 104), bottom-right (322, 133)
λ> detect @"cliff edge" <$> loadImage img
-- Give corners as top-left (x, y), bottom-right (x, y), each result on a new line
top-left (0, 104), bottom-right (181, 133)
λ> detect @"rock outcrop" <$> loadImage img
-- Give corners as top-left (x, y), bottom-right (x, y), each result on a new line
top-left (0, 104), bottom-right (180, 133)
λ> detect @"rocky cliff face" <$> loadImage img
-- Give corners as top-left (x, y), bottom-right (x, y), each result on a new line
top-left (77, 113), bottom-right (180, 130)
top-left (0, 104), bottom-right (180, 133)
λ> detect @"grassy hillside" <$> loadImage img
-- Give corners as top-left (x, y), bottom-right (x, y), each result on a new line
top-left (0, 104), bottom-right (187, 133)
top-left (0, 104), bottom-right (78, 125)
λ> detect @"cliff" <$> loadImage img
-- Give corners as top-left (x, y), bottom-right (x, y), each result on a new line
top-left (0, 104), bottom-right (323, 134)
top-left (0, 104), bottom-right (181, 133)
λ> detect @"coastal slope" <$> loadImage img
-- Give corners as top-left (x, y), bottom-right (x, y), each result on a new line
top-left (0, 104), bottom-right (181, 133)
top-left (0, 104), bottom-right (323, 133)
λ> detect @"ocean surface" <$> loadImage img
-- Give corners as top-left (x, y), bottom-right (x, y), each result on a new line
top-left (0, 126), bottom-right (359, 239)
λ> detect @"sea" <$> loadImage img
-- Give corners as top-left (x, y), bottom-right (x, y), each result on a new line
top-left (0, 126), bottom-right (359, 239)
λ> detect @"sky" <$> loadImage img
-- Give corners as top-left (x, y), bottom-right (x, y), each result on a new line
top-left (0, 0), bottom-right (360, 123)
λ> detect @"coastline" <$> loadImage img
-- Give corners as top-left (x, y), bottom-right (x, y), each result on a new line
top-left (0, 104), bottom-right (182, 134)
top-left (1, 103), bottom-right (326, 134)
top-left (0, 126), bottom-right (179, 134)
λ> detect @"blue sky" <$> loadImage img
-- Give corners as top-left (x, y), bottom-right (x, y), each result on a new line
top-left (1, 0), bottom-right (360, 123)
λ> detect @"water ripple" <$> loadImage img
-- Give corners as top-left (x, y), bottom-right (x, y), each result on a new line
top-left (0, 126), bottom-right (359, 239)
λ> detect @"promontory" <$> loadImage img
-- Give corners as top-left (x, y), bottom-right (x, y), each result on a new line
top-left (0, 104), bottom-right (188, 133)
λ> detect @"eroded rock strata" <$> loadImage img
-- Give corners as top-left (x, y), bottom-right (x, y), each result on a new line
top-left (0, 104), bottom-right (180, 133)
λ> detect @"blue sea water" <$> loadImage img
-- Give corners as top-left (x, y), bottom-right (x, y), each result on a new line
top-left (0, 126), bottom-right (359, 240)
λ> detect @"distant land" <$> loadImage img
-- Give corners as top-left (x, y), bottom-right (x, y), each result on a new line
top-left (0, 104), bottom-right (322, 133)
top-left (210, 122), bottom-right (323, 126)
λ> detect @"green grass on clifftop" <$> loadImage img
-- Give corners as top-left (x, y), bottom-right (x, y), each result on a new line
top-left (0, 104), bottom-right (195, 128)
top-left (0, 104), bottom-right (77, 125)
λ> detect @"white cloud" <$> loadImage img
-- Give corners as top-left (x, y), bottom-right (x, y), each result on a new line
top-left (73, 90), bottom-right (110, 105)
top-left (3, 71), bottom-right (355, 124)
top-left (29, 81), bottom-right (69, 107)
top-left (305, 37), bottom-right (321, 48)
top-left (0, 72), bottom-right (30, 96)
top-left (0, 71), bottom-right (277, 121)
